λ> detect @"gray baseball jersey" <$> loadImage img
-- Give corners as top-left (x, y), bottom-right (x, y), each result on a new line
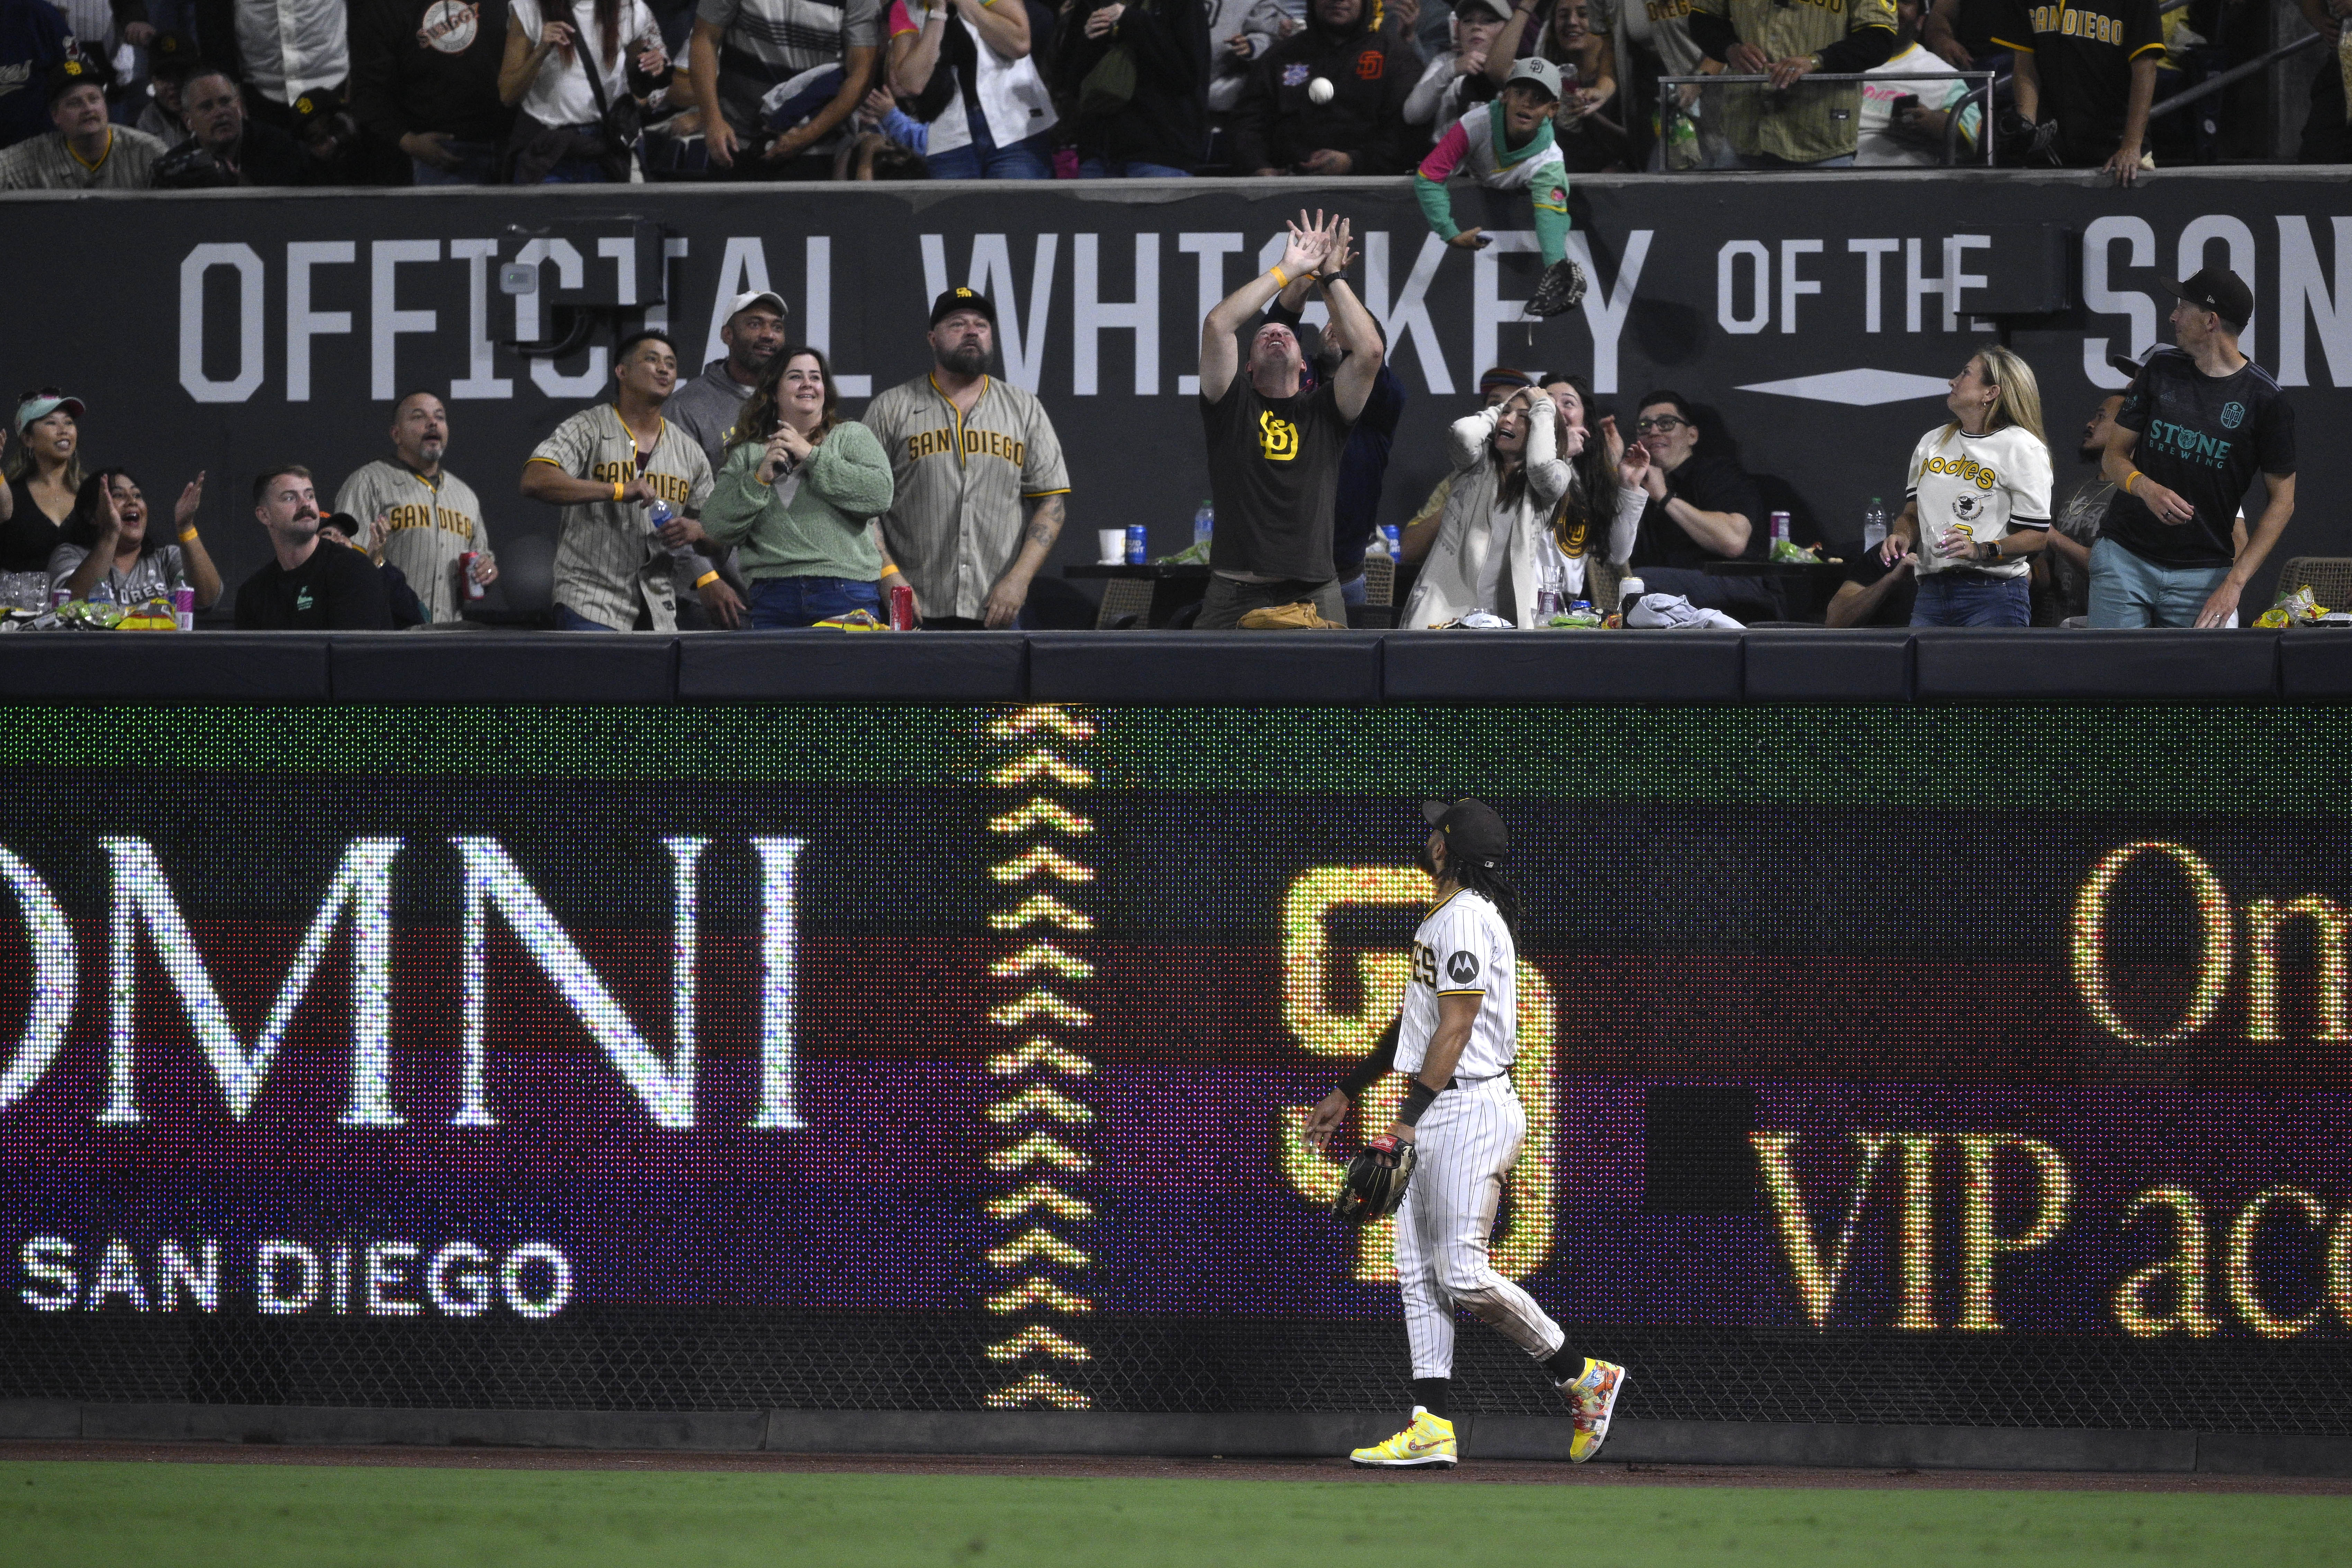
top-left (0, 126), bottom-right (167, 190)
top-left (333, 461), bottom-right (492, 624)
top-left (528, 404), bottom-right (714, 631)
top-left (860, 373), bottom-right (1070, 622)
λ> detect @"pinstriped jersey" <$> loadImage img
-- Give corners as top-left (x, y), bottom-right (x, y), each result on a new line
top-left (1396, 889), bottom-right (1518, 1080)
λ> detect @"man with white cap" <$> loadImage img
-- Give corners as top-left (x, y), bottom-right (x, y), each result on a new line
top-left (656, 288), bottom-right (788, 629)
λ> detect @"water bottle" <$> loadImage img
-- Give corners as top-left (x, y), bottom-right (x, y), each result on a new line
top-left (1192, 500), bottom-right (1214, 551)
top-left (1862, 497), bottom-right (1888, 553)
top-left (88, 578), bottom-right (115, 605)
top-left (648, 498), bottom-right (674, 531)
top-left (1381, 523), bottom-right (1401, 560)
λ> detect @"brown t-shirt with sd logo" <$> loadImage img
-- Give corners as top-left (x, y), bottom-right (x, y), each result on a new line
top-left (1200, 376), bottom-right (1354, 585)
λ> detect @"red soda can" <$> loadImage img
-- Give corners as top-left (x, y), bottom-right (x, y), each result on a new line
top-left (889, 583), bottom-right (916, 631)
top-left (459, 551), bottom-right (486, 601)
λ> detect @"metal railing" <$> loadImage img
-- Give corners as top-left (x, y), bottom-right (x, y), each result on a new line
top-left (2148, 28), bottom-right (2326, 118)
top-left (1656, 71), bottom-right (1998, 170)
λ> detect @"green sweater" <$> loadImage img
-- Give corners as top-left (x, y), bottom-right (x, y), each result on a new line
top-left (699, 421), bottom-right (895, 581)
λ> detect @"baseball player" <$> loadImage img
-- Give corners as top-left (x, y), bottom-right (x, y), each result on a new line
top-left (1306, 799), bottom-right (1628, 1469)
top-left (1413, 58), bottom-right (1586, 319)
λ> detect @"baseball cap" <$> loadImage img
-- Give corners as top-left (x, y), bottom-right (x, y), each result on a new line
top-left (14, 387), bottom-right (85, 433)
top-left (146, 32), bottom-right (202, 82)
top-left (319, 511), bottom-right (363, 541)
top-left (1504, 57), bottom-right (1563, 101)
top-left (1421, 797), bottom-right (1511, 864)
top-left (2161, 267), bottom-right (2252, 331)
top-left (288, 85), bottom-right (344, 130)
top-left (2106, 345), bottom-right (2150, 382)
top-left (727, 289), bottom-right (788, 324)
top-left (1458, 0), bottom-right (1514, 19)
top-left (46, 56), bottom-right (111, 107)
top-left (930, 286), bottom-right (998, 329)
top-left (1478, 366), bottom-right (1535, 394)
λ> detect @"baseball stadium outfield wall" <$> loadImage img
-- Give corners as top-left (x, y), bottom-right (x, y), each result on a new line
top-left (8, 632), bottom-right (2352, 1473)
top-left (3, 167), bottom-right (2351, 610)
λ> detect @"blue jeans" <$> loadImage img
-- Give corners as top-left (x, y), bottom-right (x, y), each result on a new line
top-left (1076, 156), bottom-right (1189, 178)
top-left (555, 603), bottom-right (621, 631)
top-left (1339, 574), bottom-right (1367, 607)
top-left (926, 114), bottom-right (1054, 179)
top-left (412, 138), bottom-right (504, 185)
top-left (1910, 572), bottom-right (2031, 627)
top-left (747, 576), bottom-right (881, 628)
top-left (2086, 538), bottom-right (2233, 628)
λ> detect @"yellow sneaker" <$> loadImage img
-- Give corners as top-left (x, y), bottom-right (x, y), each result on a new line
top-left (1563, 1358), bottom-right (1628, 1463)
top-left (1349, 1407), bottom-right (1458, 1469)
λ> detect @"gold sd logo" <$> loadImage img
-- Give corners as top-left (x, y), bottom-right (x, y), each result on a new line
top-left (1259, 411), bottom-right (1299, 462)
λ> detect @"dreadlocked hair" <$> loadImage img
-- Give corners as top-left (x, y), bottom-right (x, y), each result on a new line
top-left (1449, 855), bottom-right (1521, 939)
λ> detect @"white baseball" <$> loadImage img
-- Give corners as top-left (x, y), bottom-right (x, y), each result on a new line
top-left (1307, 75), bottom-right (1334, 103)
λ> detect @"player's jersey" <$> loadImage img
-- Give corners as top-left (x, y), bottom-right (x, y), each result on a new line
top-left (1395, 889), bottom-right (1517, 1081)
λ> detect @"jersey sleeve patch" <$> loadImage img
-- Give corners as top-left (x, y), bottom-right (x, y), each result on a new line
top-left (1444, 950), bottom-right (1481, 986)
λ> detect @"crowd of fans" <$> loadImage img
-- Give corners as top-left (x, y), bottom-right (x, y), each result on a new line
top-left (0, 0), bottom-right (2339, 186)
top-left (0, 211), bottom-right (2297, 633)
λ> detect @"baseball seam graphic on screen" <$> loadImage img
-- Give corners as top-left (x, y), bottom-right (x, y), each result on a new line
top-left (6, 705), bottom-right (2352, 1432)
top-left (982, 708), bottom-right (1097, 1411)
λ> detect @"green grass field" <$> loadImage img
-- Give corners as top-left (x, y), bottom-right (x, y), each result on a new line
top-left (4, 1462), bottom-right (2348, 1568)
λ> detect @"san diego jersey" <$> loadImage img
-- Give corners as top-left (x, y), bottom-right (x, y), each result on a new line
top-left (1395, 889), bottom-right (1517, 1080)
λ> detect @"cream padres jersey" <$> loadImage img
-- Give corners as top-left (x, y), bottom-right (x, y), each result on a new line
top-left (1395, 890), bottom-right (1518, 1081)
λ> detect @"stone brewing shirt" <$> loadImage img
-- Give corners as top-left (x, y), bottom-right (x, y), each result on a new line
top-left (1991, 0), bottom-right (2161, 167)
top-left (2100, 346), bottom-right (2295, 571)
top-left (861, 373), bottom-right (1070, 622)
top-left (1689, 0), bottom-right (1898, 164)
top-left (528, 404), bottom-right (714, 631)
top-left (1199, 375), bottom-right (1353, 584)
top-left (334, 460), bottom-right (492, 625)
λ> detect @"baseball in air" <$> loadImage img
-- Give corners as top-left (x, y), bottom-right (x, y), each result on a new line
top-left (1307, 76), bottom-right (1334, 103)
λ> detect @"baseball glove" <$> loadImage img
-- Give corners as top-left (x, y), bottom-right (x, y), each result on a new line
top-left (1332, 1134), bottom-right (1417, 1225)
top-left (1527, 259), bottom-right (1588, 318)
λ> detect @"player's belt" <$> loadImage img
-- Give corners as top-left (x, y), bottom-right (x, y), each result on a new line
top-left (1447, 1072), bottom-right (1507, 1091)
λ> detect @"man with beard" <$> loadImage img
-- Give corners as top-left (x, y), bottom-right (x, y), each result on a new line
top-left (1196, 211), bottom-right (1385, 629)
top-left (657, 290), bottom-right (785, 629)
top-left (861, 288), bottom-right (1070, 628)
top-left (334, 391), bottom-right (501, 624)
top-left (152, 65), bottom-right (307, 185)
top-left (235, 465), bottom-right (394, 629)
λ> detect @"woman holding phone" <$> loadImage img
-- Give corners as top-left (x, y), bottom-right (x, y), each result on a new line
top-left (1879, 345), bottom-right (2053, 627)
top-left (699, 346), bottom-right (896, 629)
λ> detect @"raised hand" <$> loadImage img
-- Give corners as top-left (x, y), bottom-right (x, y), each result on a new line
top-left (1278, 210), bottom-right (1331, 277)
top-left (175, 472), bottom-right (206, 532)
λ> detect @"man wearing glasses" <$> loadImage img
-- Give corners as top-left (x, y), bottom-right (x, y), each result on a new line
top-left (1623, 389), bottom-right (1768, 615)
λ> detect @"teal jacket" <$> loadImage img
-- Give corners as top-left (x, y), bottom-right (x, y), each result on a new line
top-left (700, 420), bottom-right (895, 582)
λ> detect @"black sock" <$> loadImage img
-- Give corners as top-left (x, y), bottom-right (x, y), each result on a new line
top-left (1541, 1346), bottom-right (1584, 1383)
top-left (1412, 1377), bottom-right (1451, 1418)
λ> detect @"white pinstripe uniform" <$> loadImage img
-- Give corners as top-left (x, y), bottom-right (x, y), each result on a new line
top-left (1393, 890), bottom-right (1567, 1378)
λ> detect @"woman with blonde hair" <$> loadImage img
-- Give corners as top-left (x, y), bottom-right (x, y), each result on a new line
top-left (1878, 345), bottom-right (2054, 627)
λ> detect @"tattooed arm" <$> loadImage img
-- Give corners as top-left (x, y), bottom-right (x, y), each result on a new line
top-left (984, 492), bottom-right (1066, 629)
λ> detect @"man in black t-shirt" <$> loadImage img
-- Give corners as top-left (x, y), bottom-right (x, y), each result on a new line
top-left (1992, 0), bottom-right (2161, 181)
top-left (1623, 390), bottom-right (1769, 617)
top-left (2092, 268), bottom-right (2296, 630)
top-left (235, 465), bottom-right (394, 630)
top-left (1196, 211), bottom-right (1386, 629)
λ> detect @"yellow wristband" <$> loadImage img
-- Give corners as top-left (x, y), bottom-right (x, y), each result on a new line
top-left (694, 571), bottom-right (720, 589)
top-left (612, 479), bottom-right (625, 502)
top-left (881, 562), bottom-right (900, 576)
top-left (1268, 264), bottom-right (1289, 288)
top-left (2123, 471), bottom-right (2140, 494)
top-left (178, 528), bottom-right (197, 543)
